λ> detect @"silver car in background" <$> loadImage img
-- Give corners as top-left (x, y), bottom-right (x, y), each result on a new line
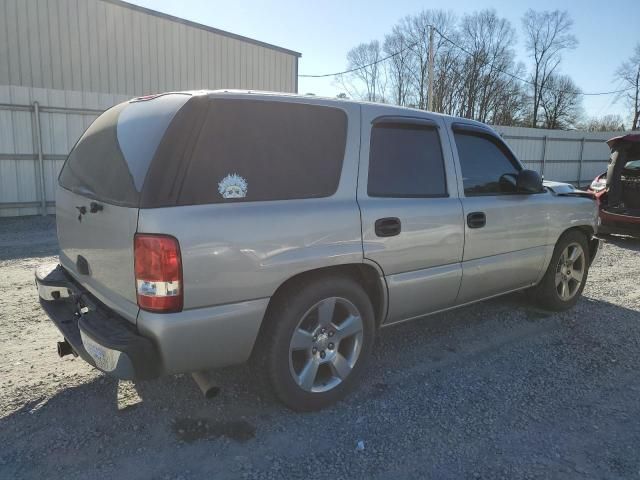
top-left (36, 91), bottom-right (600, 410)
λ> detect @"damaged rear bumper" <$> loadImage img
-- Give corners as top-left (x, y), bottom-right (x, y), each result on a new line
top-left (35, 263), bottom-right (161, 380)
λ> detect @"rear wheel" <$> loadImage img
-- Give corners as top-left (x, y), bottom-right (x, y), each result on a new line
top-left (263, 276), bottom-right (375, 411)
top-left (530, 230), bottom-right (590, 311)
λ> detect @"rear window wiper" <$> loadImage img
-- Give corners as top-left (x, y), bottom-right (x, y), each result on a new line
top-left (71, 185), bottom-right (98, 198)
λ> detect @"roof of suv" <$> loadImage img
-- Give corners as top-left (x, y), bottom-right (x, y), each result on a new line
top-left (170, 89), bottom-right (492, 130)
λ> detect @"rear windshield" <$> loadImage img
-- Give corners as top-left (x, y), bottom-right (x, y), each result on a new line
top-left (172, 99), bottom-right (348, 206)
top-left (58, 94), bottom-right (190, 206)
top-left (62, 96), bottom-right (349, 208)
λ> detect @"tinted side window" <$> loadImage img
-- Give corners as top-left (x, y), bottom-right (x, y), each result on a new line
top-left (368, 124), bottom-right (447, 197)
top-left (454, 132), bottom-right (520, 196)
top-left (59, 94), bottom-right (190, 206)
top-left (176, 99), bottom-right (347, 205)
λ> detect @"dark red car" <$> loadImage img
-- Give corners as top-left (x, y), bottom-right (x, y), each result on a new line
top-left (588, 134), bottom-right (640, 237)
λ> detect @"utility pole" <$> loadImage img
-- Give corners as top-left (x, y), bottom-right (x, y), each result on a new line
top-left (427, 24), bottom-right (434, 112)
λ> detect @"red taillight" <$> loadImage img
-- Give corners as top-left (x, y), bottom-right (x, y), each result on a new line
top-left (134, 234), bottom-right (183, 313)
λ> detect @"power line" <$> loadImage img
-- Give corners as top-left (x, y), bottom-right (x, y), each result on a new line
top-left (299, 26), bottom-right (633, 97)
top-left (432, 27), bottom-right (631, 97)
top-left (298, 39), bottom-right (422, 78)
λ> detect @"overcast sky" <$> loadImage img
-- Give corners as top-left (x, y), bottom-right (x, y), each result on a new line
top-left (129, 0), bottom-right (639, 123)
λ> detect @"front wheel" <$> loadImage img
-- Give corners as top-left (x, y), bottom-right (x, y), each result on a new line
top-left (263, 276), bottom-right (375, 411)
top-left (530, 230), bottom-right (590, 311)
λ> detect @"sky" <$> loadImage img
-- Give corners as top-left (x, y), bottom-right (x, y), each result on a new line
top-left (129, 0), bottom-right (639, 124)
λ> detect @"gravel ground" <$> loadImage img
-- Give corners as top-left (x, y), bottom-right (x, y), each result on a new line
top-left (1, 216), bottom-right (640, 479)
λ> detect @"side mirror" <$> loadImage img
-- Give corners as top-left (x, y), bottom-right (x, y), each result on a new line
top-left (517, 169), bottom-right (543, 193)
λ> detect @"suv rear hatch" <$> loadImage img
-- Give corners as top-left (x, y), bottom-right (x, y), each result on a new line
top-left (56, 93), bottom-right (191, 322)
top-left (604, 134), bottom-right (640, 216)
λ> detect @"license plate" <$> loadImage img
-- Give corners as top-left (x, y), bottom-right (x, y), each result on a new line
top-left (80, 331), bottom-right (121, 372)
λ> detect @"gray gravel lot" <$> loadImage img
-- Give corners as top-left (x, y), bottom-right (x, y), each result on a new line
top-left (1, 216), bottom-right (640, 479)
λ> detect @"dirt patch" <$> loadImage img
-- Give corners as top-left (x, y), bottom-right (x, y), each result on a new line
top-left (172, 418), bottom-right (256, 443)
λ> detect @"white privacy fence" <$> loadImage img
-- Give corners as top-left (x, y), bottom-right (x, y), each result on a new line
top-left (0, 85), bottom-right (627, 217)
top-left (0, 85), bottom-right (129, 217)
top-left (494, 125), bottom-right (618, 189)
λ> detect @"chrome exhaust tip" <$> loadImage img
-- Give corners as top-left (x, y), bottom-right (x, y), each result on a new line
top-left (192, 371), bottom-right (220, 399)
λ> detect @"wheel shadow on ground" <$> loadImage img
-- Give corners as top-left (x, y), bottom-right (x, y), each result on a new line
top-left (1, 294), bottom-right (639, 478)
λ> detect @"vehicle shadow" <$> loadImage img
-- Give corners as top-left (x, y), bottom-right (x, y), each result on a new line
top-left (602, 234), bottom-right (640, 252)
top-left (2, 292), bottom-right (640, 478)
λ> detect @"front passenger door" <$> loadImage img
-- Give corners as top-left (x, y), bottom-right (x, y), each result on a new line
top-left (451, 124), bottom-right (553, 304)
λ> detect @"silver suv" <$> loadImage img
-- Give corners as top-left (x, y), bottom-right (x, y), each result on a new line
top-left (36, 90), bottom-right (600, 410)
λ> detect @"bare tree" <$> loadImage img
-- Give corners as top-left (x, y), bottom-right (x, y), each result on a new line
top-left (616, 43), bottom-right (640, 130)
top-left (400, 10), bottom-right (457, 109)
top-left (402, 12), bottom-right (430, 109)
top-left (489, 64), bottom-right (529, 126)
top-left (383, 26), bottom-right (414, 106)
top-left (338, 7), bottom-right (584, 128)
top-left (337, 41), bottom-right (386, 102)
top-left (456, 10), bottom-right (519, 123)
top-left (398, 8), bottom-right (526, 123)
top-left (428, 12), bottom-right (462, 114)
top-left (539, 74), bottom-right (583, 129)
top-left (580, 114), bottom-right (626, 132)
top-left (432, 32), bottom-right (465, 115)
top-left (522, 10), bottom-right (577, 127)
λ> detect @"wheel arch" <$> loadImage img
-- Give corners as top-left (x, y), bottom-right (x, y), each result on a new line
top-left (274, 263), bottom-right (386, 326)
top-left (558, 225), bottom-right (599, 265)
top-left (251, 263), bottom-right (388, 359)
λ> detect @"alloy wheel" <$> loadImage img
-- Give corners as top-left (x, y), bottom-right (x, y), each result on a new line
top-left (288, 297), bottom-right (364, 393)
top-left (555, 242), bottom-right (586, 301)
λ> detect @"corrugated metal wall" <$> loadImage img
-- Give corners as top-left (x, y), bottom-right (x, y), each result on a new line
top-left (0, 85), bottom-right (129, 216)
top-left (0, 0), bottom-right (299, 95)
top-left (494, 126), bottom-right (618, 186)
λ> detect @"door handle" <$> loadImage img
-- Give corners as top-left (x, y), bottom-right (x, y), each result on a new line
top-left (467, 212), bottom-right (486, 229)
top-left (375, 217), bottom-right (401, 237)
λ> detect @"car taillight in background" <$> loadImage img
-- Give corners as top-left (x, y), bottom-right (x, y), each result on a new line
top-left (590, 177), bottom-right (607, 192)
top-left (134, 234), bottom-right (183, 313)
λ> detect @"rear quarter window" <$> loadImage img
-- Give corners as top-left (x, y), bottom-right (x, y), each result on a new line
top-left (58, 94), bottom-right (190, 206)
top-left (174, 99), bottom-right (348, 205)
top-left (58, 102), bottom-right (135, 204)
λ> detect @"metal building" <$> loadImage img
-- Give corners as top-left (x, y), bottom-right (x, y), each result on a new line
top-left (0, 0), bottom-right (300, 216)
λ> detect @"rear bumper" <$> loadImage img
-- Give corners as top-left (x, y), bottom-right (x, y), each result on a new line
top-left (36, 263), bottom-right (269, 379)
top-left (137, 298), bottom-right (269, 375)
top-left (599, 209), bottom-right (640, 237)
top-left (36, 263), bottom-right (160, 379)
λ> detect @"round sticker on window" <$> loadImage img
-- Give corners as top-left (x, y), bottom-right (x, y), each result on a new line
top-left (218, 173), bottom-right (248, 199)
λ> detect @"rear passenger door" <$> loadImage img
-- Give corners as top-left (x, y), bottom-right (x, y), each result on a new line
top-left (358, 109), bottom-right (464, 324)
top-left (449, 123), bottom-right (551, 304)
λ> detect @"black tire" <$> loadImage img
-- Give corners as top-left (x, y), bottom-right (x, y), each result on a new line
top-left (530, 230), bottom-right (590, 311)
top-left (262, 275), bottom-right (375, 411)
